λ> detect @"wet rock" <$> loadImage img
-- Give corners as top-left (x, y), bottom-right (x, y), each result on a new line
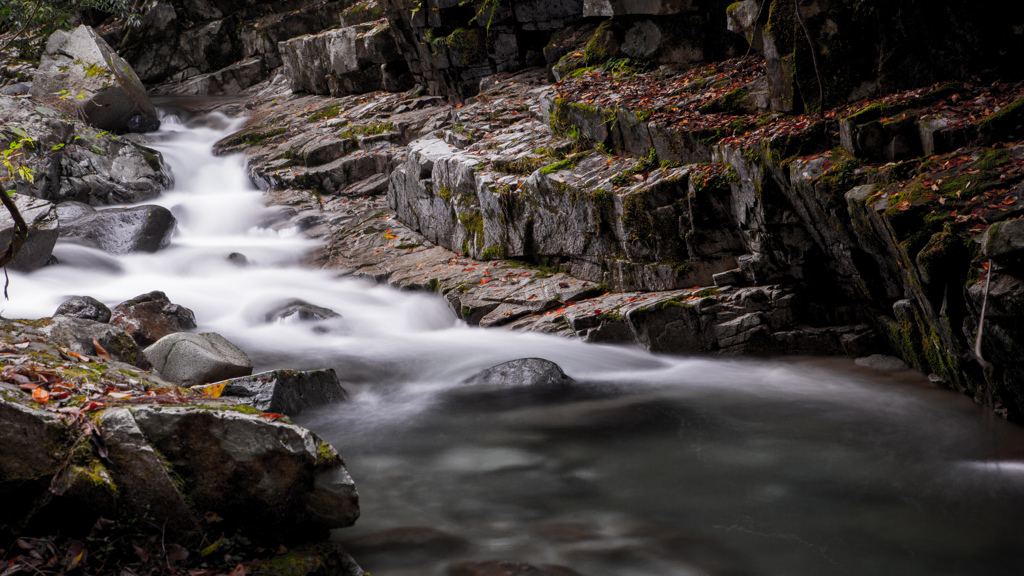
top-left (982, 219), bottom-right (1024, 262)
top-left (461, 358), bottom-right (575, 389)
top-left (197, 369), bottom-right (349, 416)
top-left (0, 400), bottom-right (66, 539)
top-left (0, 96), bottom-right (172, 205)
top-left (279, 21), bottom-right (404, 97)
top-left (228, 252), bottom-right (249, 266)
top-left (58, 204), bottom-right (177, 255)
top-left (266, 299), bottom-right (341, 323)
top-left (854, 354), bottom-right (911, 372)
top-left (41, 315), bottom-right (151, 369)
top-left (144, 332), bottom-right (253, 386)
top-left (110, 291), bottom-right (197, 347)
top-left (31, 25), bottom-right (159, 133)
top-left (447, 560), bottom-right (584, 576)
top-left (0, 193), bottom-right (58, 272)
top-left (132, 406), bottom-right (360, 542)
top-left (54, 295), bottom-right (112, 323)
top-left (99, 408), bottom-right (196, 534)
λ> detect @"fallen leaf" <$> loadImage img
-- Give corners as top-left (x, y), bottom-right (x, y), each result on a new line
top-left (92, 338), bottom-right (111, 360)
top-left (259, 413), bottom-right (286, 420)
top-left (32, 388), bottom-right (49, 404)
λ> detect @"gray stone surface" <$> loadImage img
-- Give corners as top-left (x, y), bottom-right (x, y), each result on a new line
top-left (132, 406), bottom-right (359, 540)
top-left (982, 219), bottom-right (1024, 261)
top-left (144, 332), bottom-right (253, 386)
top-left (31, 25), bottom-right (160, 133)
top-left (0, 95), bottom-right (172, 206)
top-left (54, 295), bottom-right (112, 323)
top-left (41, 315), bottom-right (150, 368)
top-left (58, 204), bottom-right (177, 254)
top-left (461, 358), bottom-right (575, 389)
top-left (279, 21), bottom-right (405, 97)
top-left (0, 193), bottom-right (58, 272)
top-left (266, 299), bottom-right (341, 323)
top-left (199, 369), bottom-right (349, 416)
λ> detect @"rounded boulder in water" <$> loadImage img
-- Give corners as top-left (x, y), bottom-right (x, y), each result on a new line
top-left (54, 295), bottom-right (111, 323)
top-left (461, 358), bottom-right (575, 389)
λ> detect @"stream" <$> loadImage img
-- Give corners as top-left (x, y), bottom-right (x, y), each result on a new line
top-left (5, 111), bottom-right (1024, 576)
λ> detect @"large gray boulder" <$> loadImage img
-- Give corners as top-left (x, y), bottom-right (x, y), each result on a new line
top-left (1, 395), bottom-right (359, 544)
top-left (30, 25), bottom-right (160, 133)
top-left (461, 358), bottom-right (575, 389)
top-left (58, 203), bottom-right (177, 254)
top-left (279, 21), bottom-right (406, 96)
top-left (144, 332), bottom-right (253, 386)
top-left (110, 290), bottom-right (197, 347)
top-left (197, 369), bottom-right (349, 416)
top-left (0, 95), bottom-right (171, 205)
top-left (41, 315), bottom-right (151, 369)
top-left (0, 193), bottom-right (58, 272)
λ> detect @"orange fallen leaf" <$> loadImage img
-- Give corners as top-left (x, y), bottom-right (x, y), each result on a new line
top-left (199, 382), bottom-right (227, 399)
top-left (93, 338), bottom-right (111, 360)
top-left (259, 413), bottom-right (286, 420)
top-left (32, 388), bottom-right (49, 404)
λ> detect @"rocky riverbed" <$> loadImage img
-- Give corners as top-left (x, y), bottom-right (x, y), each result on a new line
top-left (4, 0), bottom-right (1024, 574)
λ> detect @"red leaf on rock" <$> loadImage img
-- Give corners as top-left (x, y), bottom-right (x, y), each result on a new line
top-left (259, 413), bottom-right (286, 420)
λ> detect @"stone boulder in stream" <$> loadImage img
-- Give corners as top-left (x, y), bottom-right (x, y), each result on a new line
top-left (461, 358), bottom-right (575, 389)
top-left (144, 332), bottom-right (253, 386)
top-left (58, 202), bottom-right (177, 254)
top-left (266, 298), bottom-right (341, 323)
top-left (196, 369), bottom-right (349, 416)
top-left (54, 295), bottom-right (112, 323)
top-left (30, 25), bottom-right (160, 133)
top-left (0, 193), bottom-right (58, 272)
top-left (111, 290), bottom-right (197, 347)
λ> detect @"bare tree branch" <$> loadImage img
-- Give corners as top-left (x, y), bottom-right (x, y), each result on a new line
top-left (0, 182), bottom-right (29, 298)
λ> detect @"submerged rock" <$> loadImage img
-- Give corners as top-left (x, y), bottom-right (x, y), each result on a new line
top-left (461, 358), bottom-right (575, 389)
top-left (31, 25), bottom-right (160, 133)
top-left (58, 204), bottom-right (177, 255)
top-left (54, 295), bottom-right (112, 323)
top-left (198, 369), bottom-right (349, 416)
top-left (144, 332), bottom-right (253, 386)
top-left (111, 290), bottom-right (197, 347)
top-left (265, 299), bottom-right (341, 323)
top-left (0, 193), bottom-right (59, 272)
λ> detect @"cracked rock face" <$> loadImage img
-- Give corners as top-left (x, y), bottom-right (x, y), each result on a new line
top-left (31, 25), bottom-right (160, 133)
top-left (0, 394), bottom-right (359, 544)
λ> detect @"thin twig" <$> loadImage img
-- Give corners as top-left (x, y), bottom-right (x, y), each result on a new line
top-left (0, 0), bottom-right (45, 56)
top-left (0, 181), bottom-right (29, 296)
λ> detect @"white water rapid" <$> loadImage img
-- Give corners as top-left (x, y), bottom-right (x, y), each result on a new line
top-left (5, 111), bottom-right (1024, 576)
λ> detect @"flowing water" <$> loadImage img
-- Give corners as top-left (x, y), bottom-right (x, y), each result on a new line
top-left (5, 112), bottom-right (1024, 575)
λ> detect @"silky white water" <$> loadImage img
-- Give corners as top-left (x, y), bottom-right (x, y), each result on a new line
top-left (5, 111), bottom-right (1024, 576)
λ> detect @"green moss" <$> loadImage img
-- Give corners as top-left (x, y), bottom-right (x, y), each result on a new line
top-left (481, 245), bottom-right (505, 260)
top-left (977, 95), bottom-right (1024, 145)
top-left (491, 156), bottom-right (544, 175)
top-left (307, 105), bottom-right (341, 123)
top-left (584, 20), bottom-right (619, 65)
top-left (446, 28), bottom-right (487, 65)
top-left (621, 191), bottom-right (653, 243)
